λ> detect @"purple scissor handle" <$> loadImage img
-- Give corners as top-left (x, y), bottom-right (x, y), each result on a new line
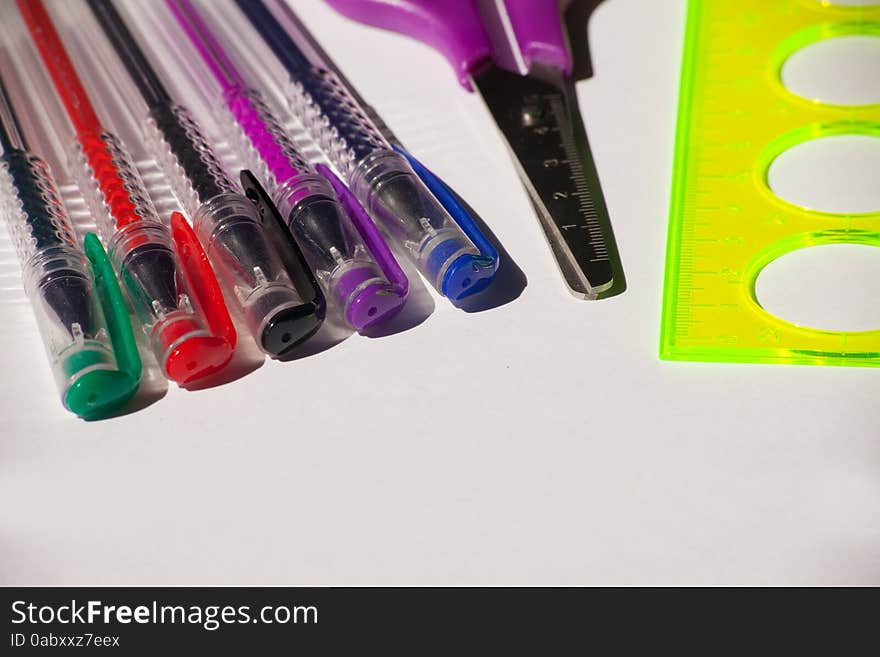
top-left (326, 0), bottom-right (571, 89)
top-left (326, 0), bottom-right (626, 300)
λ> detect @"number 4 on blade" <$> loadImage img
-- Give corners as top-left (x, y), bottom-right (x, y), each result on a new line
top-left (475, 65), bottom-right (625, 300)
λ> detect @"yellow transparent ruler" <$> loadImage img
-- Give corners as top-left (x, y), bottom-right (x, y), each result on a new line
top-left (661, 0), bottom-right (880, 366)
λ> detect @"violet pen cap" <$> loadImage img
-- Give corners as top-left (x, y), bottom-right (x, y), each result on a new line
top-left (316, 163), bottom-right (408, 329)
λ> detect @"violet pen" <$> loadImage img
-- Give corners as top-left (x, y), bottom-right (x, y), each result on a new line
top-left (232, 0), bottom-right (499, 301)
top-left (165, 0), bottom-right (408, 331)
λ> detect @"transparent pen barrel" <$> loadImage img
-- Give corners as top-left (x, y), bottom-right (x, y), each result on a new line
top-left (28, 250), bottom-right (118, 397)
top-left (193, 193), bottom-right (303, 342)
top-left (71, 131), bottom-right (162, 244)
top-left (143, 104), bottom-right (237, 217)
top-left (0, 151), bottom-right (78, 264)
top-left (349, 149), bottom-right (480, 291)
top-left (285, 67), bottom-right (386, 179)
top-left (220, 87), bottom-right (309, 193)
top-left (0, 152), bottom-right (116, 397)
top-left (274, 173), bottom-right (392, 319)
top-left (112, 220), bottom-right (216, 368)
top-left (69, 130), bottom-right (212, 366)
top-left (214, 87), bottom-right (397, 326)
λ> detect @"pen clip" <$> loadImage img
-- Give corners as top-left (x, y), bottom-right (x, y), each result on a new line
top-left (239, 169), bottom-right (327, 340)
top-left (169, 211), bottom-right (237, 350)
top-left (392, 145), bottom-right (500, 271)
top-left (82, 232), bottom-right (142, 391)
top-left (315, 162), bottom-right (409, 298)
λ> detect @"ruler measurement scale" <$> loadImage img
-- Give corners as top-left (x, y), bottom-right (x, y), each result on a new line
top-left (662, 0), bottom-right (880, 366)
top-left (549, 97), bottom-right (615, 291)
top-left (551, 93), bottom-right (609, 264)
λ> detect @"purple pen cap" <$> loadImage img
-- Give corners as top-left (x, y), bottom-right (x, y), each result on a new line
top-left (293, 164), bottom-right (409, 331)
top-left (332, 262), bottom-right (405, 330)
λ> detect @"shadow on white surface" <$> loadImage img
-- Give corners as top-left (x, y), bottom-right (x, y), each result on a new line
top-left (111, 359), bottom-right (167, 420)
top-left (362, 238), bottom-right (436, 338)
top-left (451, 191), bottom-right (528, 313)
top-left (362, 286), bottom-right (435, 338)
top-left (276, 318), bottom-right (352, 362)
top-left (182, 333), bottom-right (266, 392)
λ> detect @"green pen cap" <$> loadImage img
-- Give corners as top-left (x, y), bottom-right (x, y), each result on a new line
top-left (60, 234), bottom-right (142, 419)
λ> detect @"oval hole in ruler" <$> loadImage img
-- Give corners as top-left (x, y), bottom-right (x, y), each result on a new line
top-left (781, 35), bottom-right (880, 106)
top-left (755, 244), bottom-right (880, 332)
top-left (767, 135), bottom-right (880, 214)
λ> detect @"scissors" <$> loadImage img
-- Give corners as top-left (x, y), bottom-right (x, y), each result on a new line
top-left (325, 0), bottom-right (625, 300)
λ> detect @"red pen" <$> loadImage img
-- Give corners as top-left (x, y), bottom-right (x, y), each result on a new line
top-left (16, 0), bottom-right (234, 384)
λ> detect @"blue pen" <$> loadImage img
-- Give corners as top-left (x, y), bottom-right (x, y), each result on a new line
top-left (230, 0), bottom-right (499, 301)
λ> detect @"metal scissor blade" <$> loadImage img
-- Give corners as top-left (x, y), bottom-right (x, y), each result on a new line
top-left (474, 65), bottom-right (625, 300)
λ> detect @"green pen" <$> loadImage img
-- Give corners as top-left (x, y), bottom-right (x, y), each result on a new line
top-left (0, 72), bottom-right (140, 419)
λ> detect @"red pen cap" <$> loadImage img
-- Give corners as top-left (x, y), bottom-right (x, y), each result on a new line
top-left (157, 212), bottom-right (235, 384)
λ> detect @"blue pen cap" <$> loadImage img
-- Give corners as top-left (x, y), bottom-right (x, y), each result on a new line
top-left (440, 252), bottom-right (496, 300)
top-left (422, 237), bottom-right (495, 300)
top-left (393, 146), bottom-right (499, 299)
top-left (351, 148), bottom-right (499, 300)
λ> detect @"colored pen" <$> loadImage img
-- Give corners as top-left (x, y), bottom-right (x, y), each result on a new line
top-left (231, 0), bottom-right (499, 301)
top-left (164, 0), bottom-right (409, 331)
top-left (84, 0), bottom-right (323, 355)
top-left (0, 69), bottom-right (140, 418)
top-left (17, 0), bottom-right (235, 384)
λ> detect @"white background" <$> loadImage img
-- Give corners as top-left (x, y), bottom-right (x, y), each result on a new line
top-left (1, 0), bottom-right (878, 585)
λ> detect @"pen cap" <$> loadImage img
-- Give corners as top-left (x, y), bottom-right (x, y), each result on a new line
top-left (350, 149), bottom-right (494, 299)
top-left (0, 152), bottom-right (140, 418)
top-left (66, 126), bottom-right (233, 384)
top-left (192, 193), bottom-right (311, 353)
top-left (215, 80), bottom-right (401, 331)
top-left (144, 104), bottom-right (301, 357)
top-left (110, 218), bottom-right (232, 384)
top-left (169, 211), bottom-right (236, 350)
top-left (273, 171), bottom-right (406, 330)
top-left (240, 169), bottom-right (326, 353)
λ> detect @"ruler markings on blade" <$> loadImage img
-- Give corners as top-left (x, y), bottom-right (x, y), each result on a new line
top-left (552, 94), bottom-right (609, 262)
top-left (475, 65), bottom-right (623, 298)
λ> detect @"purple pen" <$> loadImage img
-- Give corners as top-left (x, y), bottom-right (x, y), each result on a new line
top-left (164, 0), bottom-right (407, 331)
